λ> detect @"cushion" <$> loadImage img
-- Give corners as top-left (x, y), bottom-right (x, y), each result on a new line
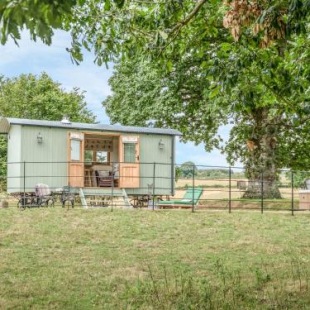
top-left (97, 170), bottom-right (110, 177)
top-left (92, 165), bottom-right (111, 171)
top-left (35, 183), bottom-right (51, 197)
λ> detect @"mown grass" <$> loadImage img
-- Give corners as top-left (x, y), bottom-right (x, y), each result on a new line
top-left (1, 207), bottom-right (310, 309)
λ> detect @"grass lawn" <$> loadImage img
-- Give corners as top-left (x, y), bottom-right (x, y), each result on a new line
top-left (1, 207), bottom-right (310, 309)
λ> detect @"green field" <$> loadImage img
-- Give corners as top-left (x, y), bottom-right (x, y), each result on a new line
top-left (1, 207), bottom-right (310, 309)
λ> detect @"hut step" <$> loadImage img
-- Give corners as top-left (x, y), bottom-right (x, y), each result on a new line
top-left (79, 188), bottom-right (131, 208)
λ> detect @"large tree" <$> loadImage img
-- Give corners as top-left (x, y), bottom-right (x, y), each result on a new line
top-left (0, 72), bottom-right (96, 190)
top-left (93, 0), bottom-right (308, 198)
top-left (103, 42), bottom-right (309, 198)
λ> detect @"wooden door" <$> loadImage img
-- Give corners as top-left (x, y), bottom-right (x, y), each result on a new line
top-left (68, 132), bottom-right (84, 187)
top-left (119, 136), bottom-right (140, 188)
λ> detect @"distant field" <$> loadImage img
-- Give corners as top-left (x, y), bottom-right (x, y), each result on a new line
top-left (176, 178), bottom-right (240, 188)
top-left (174, 178), bottom-right (301, 210)
top-left (176, 177), bottom-right (290, 189)
top-left (1, 208), bottom-right (310, 309)
top-left (174, 187), bottom-right (299, 200)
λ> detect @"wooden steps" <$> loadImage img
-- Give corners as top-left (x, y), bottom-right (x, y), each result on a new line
top-left (79, 188), bottom-right (131, 208)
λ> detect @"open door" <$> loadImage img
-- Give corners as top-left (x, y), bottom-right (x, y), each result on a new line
top-left (68, 132), bottom-right (84, 187)
top-left (119, 136), bottom-right (140, 188)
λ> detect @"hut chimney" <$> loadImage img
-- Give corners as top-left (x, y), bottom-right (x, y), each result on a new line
top-left (61, 115), bottom-right (71, 125)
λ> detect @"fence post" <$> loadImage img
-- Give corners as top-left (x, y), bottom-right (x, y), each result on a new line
top-left (291, 170), bottom-right (294, 216)
top-left (23, 161), bottom-right (26, 196)
top-left (192, 165), bottom-right (195, 213)
top-left (21, 161), bottom-right (26, 207)
top-left (229, 167), bottom-right (232, 213)
top-left (261, 171), bottom-right (264, 214)
top-left (111, 162), bottom-right (114, 212)
top-left (152, 162), bottom-right (156, 210)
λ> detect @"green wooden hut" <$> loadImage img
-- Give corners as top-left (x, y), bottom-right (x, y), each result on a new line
top-left (0, 117), bottom-right (181, 203)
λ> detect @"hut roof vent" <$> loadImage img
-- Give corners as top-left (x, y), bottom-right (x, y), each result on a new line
top-left (61, 115), bottom-right (71, 125)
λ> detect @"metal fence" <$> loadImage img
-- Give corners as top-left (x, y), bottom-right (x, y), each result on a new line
top-left (1, 161), bottom-right (310, 215)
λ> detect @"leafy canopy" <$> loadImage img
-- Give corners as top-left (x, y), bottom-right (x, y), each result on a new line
top-left (62, 0), bottom-right (310, 66)
top-left (103, 32), bottom-right (310, 170)
top-left (0, 0), bottom-right (125, 52)
top-left (0, 72), bottom-right (95, 122)
top-left (98, 0), bottom-right (310, 196)
top-left (0, 0), bottom-right (80, 45)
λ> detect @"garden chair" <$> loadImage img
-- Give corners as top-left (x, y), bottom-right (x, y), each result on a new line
top-left (61, 186), bottom-right (77, 208)
top-left (157, 187), bottom-right (203, 209)
top-left (35, 183), bottom-right (55, 207)
top-left (95, 163), bottom-right (119, 187)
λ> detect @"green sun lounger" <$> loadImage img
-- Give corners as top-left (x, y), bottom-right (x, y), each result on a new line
top-left (158, 187), bottom-right (203, 209)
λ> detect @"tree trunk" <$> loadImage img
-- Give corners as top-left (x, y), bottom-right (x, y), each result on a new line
top-left (243, 177), bottom-right (282, 199)
top-left (242, 112), bottom-right (282, 199)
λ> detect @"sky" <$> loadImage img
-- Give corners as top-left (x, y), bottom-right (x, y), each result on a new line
top-left (0, 30), bottom-right (237, 168)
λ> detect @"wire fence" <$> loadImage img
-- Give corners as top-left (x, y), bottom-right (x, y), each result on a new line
top-left (1, 161), bottom-right (310, 215)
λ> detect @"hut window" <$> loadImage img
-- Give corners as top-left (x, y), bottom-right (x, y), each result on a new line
top-left (96, 151), bottom-right (109, 163)
top-left (84, 150), bottom-right (110, 164)
top-left (71, 139), bottom-right (81, 161)
top-left (124, 143), bottom-right (136, 163)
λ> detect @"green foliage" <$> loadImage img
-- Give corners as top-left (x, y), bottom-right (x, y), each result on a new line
top-left (99, 1), bottom-right (310, 198)
top-left (1, 0), bottom-right (309, 67)
top-left (174, 166), bottom-right (182, 183)
top-left (197, 169), bottom-right (230, 178)
top-left (286, 170), bottom-right (310, 188)
top-left (0, 0), bottom-right (127, 51)
top-left (104, 57), bottom-right (222, 151)
top-left (0, 0), bottom-right (80, 45)
top-left (179, 161), bottom-right (197, 178)
top-left (0, 72), bottom-right (95, 191)
top-left (0, 72), bottom-right (95, 122)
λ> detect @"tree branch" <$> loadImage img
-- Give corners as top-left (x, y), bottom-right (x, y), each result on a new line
top-left (158, 0), bottom-right (208, 55)
top-left (170, 0), bottom-right (208, 35)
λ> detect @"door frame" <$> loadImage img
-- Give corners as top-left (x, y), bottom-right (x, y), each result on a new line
top-left (119, 135), bottom-right (140, 188)
top-left (67, 132), bottom-right (84, 187)
top-left (82, 132), bottom-right (120, 187)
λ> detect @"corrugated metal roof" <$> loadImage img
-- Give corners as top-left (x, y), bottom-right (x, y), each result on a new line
top-left (0, 117), bottom-right (182, 136)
